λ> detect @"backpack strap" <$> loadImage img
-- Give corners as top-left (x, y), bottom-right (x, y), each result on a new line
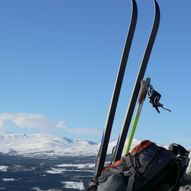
top-left (126, 174), bottom-right (135, 191)
top-left (124, 154), bottom-right (139, 191)
top-left (125, 153), bottom-right (150, 191)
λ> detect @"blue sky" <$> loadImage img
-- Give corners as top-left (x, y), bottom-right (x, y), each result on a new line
top-left (0, 0), bottom-right (190, 148)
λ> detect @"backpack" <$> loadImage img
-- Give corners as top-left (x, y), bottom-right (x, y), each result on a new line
top-left (86, 140), bottom-right (189, 191)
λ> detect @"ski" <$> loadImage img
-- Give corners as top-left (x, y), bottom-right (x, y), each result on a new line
top-left (94, 0), bottom-right (138, 179)
top-left (113, 0), bottom-right (160, 162)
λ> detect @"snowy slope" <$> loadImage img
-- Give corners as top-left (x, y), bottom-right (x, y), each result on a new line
top-left (0, 134), bottom-right (140, 157)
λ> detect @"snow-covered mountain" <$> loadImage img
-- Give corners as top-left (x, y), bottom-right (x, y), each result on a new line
top-left (0, 134), bottom-right (97, 157)
top-left (0, 134), bottom-right (140, 157)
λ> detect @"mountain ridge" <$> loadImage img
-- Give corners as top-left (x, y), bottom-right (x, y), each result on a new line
top-left (0, 133), bottom-right (140, 158)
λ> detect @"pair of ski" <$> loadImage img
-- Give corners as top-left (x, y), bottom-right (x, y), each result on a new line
top-left (94, 0), bottom-right (160, 180)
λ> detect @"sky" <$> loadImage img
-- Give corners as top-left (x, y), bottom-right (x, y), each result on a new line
top-left (0, 0), bottom-right (190, 148)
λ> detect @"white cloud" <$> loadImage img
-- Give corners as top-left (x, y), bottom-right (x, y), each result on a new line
top-left (0, 113), bottom-right (53, 129)
top-left (0, 113), bottom-right (101, 136)
top-left (56, 121), bottom-right (100, 135)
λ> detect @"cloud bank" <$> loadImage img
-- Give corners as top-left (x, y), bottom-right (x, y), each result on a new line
top-left (0, 113), bottom-right (100, 136)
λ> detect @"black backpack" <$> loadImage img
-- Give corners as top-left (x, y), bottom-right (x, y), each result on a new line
top-left (87, 140), bottom-right (189, 191)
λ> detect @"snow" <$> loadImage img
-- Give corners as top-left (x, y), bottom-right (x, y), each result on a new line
top-left (0, 134), bottom-right (98, 157)
top-left (62, 181), bottom-right (84, 190)
top-left (2, 178), bottom-right (15, 182)
top-left (46, 163), bottom-right (94, 174)
top-left (107, 138), bottom-right (141, 155)
top-left (0, 166), bottom-right (8, 172)
top-left (46, 168), bottom-right (93, 174)
top-left (31, 187), bottom-right (62, 191)
top-left (56, 163), bottom-right (95, 169)
top-left (46, 168), bottom-right (66, 174)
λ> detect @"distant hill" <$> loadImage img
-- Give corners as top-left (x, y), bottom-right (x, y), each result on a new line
top-left (0, 133), bottom-right (140, 158)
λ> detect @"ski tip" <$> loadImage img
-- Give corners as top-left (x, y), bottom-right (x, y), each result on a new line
top-left (131, 0), bottom-right (138, 15)
top-left (152, 0), bottom-right (160, 31)
top-left (131, 0), bottom-right (137, 8)
top-left (154, 0), bottom-right (160, 15)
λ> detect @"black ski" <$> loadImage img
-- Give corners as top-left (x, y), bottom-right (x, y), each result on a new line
top-left (94, 0), bottom-right (138, 179)
top-left (113, 0), bottom-right (160, 162)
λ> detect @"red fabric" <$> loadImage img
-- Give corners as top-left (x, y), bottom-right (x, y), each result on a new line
top-left (101, 158), bottom-right (125, 173)
top-left (131, 140), bottom-right (153, 155)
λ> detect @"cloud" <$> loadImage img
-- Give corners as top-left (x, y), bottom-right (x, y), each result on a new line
top-left (56, 121), bottom-right (101, 135)
top-left (0, 112), bottom-right (101, 136)
top-left (0, 113), bottom-right (54, 129)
